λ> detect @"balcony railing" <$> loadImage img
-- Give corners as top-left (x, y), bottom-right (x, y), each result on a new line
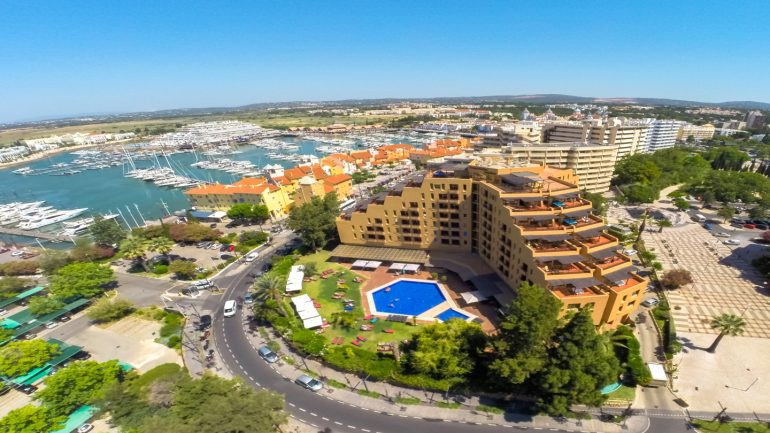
top-left (539, 261), bottom-right (592, 276)
top-left (549, 284), bottom-right (604, 298)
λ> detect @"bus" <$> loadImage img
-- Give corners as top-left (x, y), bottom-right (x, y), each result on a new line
top-left (339, 198), bottom-right (356, 211)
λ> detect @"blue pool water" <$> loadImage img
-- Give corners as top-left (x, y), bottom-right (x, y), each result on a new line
top-left (372, 280), bottom-right (446, 316)
top-left (600, 381), bottom-right (622, 395)
top-left (436, 308), bottom-right (470, 322)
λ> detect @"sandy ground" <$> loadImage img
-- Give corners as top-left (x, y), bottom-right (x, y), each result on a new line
top-left (673, 332), bottom-right (770, 413)
top-left (67, 316), bottom-right (182, 372)
top-left (0, 143), bottom-right (101, 169)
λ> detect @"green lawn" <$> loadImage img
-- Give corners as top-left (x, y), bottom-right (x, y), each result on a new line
top-left (294, 251), bottom-right (417, 351)
top-left (691, 419), bottom-right (770, 433)
top-left (605, 385), bottom-right (636, 404)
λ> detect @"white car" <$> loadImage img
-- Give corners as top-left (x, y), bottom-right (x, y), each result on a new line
top-left (223, 299), bottom-right (237, 317)
top-left (77, 424), bottom-right (93, 433)
top-left (714, 232), bottom-right (731, 238)
top-left (10, 251), bottom-right (24, 257)
top-left (641, 298), bottom-right (660, 307)
top-left (244, 252), bottom-right (259, 263)
top-left (45, 322), bottom-right (58, 329)
top-left (622, 249), bottom-right (638, 256)
top-left (723, 239), bottom-right (741, 245)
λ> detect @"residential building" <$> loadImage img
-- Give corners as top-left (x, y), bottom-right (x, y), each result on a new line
top-left (294, 173), bottom-right (353, 205)
top-left (643, 119), bottom-right (684, 153)
top-left (721, 120), bottom-right (746, 130)
top-left (0, 146), bottom-right (30, 163)
top-left (336, 160), bottom-right (647, 327)
top-left (184, 177), bottom-right (292, 219)
top-left (677, 123), bottom-right (715, 142)
top-left (543, 118), bottom-right (649, 159)
top-left (745, 110), bottom-right (767, 130)
top-left (481, 122), bottom-right (543, 146)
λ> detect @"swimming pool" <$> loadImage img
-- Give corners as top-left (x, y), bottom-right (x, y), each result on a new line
top-left (436, 308), bottom-right (470, 322)
top-left (371, 280), bottom-right (447, 316)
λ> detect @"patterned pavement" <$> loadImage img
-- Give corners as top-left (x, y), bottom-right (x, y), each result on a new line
top-left (643, 224), bottom-right (770, 338)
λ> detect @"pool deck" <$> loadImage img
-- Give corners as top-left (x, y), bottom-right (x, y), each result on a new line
top-left (364, 277), bottom-right (478, 323)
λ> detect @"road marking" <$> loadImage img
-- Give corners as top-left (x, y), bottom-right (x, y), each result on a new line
top-left (322, 417), bottom-right (329, 421)
top-left (361, 429), bottom-right (370, 432)
top-left (299, 408), bottom-right (306, 412)
top-left (288, 402), bottom-right (296, 407)
top-left (347, 425), bottom-right (356, 429)
top-left (310, 412), bottom-right (317, 417)
top-left (334, 421), bottom-right (342, 425)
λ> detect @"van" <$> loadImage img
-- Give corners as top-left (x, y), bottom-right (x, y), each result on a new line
top-left (695, 214), bottom-right (707, 223)
top-left (191, 279), bottom-right (213, 289)
top-left (223, 300), bottom-right (237, 317)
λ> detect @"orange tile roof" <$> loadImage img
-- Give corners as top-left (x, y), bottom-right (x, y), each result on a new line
top-left (328, 153), bottom-right (355, 163)
top-left (233, 177), bottom-right (268, 187)
top-left (324, 173), bottom-right (352, 185)
top-left (185, 183), bottom-right (272, 196)
top-left (311, 164), bottom-right (328, 180)
top-left (271, 175), bottom-right (291, 185)
top-left (323, 183), bottom-right (335, 193)
top-left (351, 151), bottom-right (372, 160)
top-left (283, 166), bottom-right (308, 180)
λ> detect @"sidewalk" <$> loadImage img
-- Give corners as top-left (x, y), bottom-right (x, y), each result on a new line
top-left (240, 320), bottom-right (650, 433)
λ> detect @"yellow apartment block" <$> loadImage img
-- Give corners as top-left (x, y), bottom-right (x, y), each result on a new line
top-left (184, 177), bottom-right (292, 219)
top-left (336, 159), bottom-right (647, 327)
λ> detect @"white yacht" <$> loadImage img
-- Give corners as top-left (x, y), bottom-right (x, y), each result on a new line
top-left (19, 208), bottom-right (89, 230)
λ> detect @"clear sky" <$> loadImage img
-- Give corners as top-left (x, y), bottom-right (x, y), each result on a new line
top-left (1, 1), bottom-right (768, 122)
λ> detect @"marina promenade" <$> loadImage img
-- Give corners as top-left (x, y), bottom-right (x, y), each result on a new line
top-left (0, 225), bottom-right (72, 242)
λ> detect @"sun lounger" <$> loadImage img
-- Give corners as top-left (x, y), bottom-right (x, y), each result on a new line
top-left (356, 335), bottom-right (367, 342)
top-left (383, 329), bottom-right (395, 334)
top-left (351, 340), bottom-right (361, 346)
top-left (360, 324), bottom-right (373, 331)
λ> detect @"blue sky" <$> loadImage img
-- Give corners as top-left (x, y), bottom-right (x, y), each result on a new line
top-left (1, 1), bottom-right (768, 122)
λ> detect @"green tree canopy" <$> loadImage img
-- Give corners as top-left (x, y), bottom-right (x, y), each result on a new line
top-left (49, 262), bottom-right (114, 299)
top-left (146, 236), bottom-right (174, 256)
top-left (0, 340), bottom-right (61, 377)
top-left (37, 360), bottom-right (123, 417)
top-left (489, 282), bottom-right (562, 387)
top-left (0, 276), bottom-right (30, 299)
top-left (287, 193), bottom-right (339, 250)
top-left (226, 203), bottom-right (255, 220)
top-left (27, 296), bottom-right (65, 316)
top-left (168, 260), bottom-right (198, 280)
top-left (703, 146), bottom-right (751, 171)
top-left (168, 223), bottom-right (221, 243)
top-left (405, 319), bottom-right (486, 380)
top-left (89, 215), bottom-right (127, 246)
top-left (87, 297), bottom-right (135, 323)
top-left (0, 405), bottom-right (65, 433)
top-left (708, 313), bottom-right (746, 353)
top-left (534, 309), bottom-right (621, 415)
top-left (38, 250), bottom-right (71, 276)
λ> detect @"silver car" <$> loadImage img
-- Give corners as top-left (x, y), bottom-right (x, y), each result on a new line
top-left (257, 346), bottom-right (279, 363)
top-left (295, 374), bottom-right (323, 392)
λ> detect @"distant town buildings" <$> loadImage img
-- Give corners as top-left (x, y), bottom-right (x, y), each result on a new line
top-left (21, 132), bottom-right (136, 151)
top-left (745, 110), bottom-right (767, 130)
top-left (0, 146), bottom-right (30, 163)
top-left (677, 123), bottom-right (716, 142)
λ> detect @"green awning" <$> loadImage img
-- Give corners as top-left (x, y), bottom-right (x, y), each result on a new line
top-left (0, 286), bottom-right (44, 309)
top-left (50, 405), bottom-right (96, 433)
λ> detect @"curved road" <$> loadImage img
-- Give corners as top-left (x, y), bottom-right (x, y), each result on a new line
top-left (206, 238), bottom-right (681, 433)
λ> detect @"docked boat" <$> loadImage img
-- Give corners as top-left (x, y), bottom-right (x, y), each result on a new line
top-left (18, 208), bottom-right (89, 230)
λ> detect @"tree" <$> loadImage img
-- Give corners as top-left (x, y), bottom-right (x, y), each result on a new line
top-left (253, 274), bottom-right (284, 305)
top-left (749, 206), bottom-right (767, 219)
top-left (146, 236), bottom-right (174, 256)
top-left (168, 260), bottom-right (197, 280)
top-left (27, 296), bottom-right (65, 316)
top-left (673, 197), bottom-right (689, 211)
top-left (534, 308), bottom-right (621, 415)
top-left (89, 216), bottom-right (127, 246)
top-left (87, 297), bottom-right (135, 323)
top-left (704, 146), bottom-right (750, 171)
top-left (489, 282), bottom-right (562, 387)
top-left (717, 207), bottom-right (736, 222)
top-left (252, 204), bottom-right (270, 223)
top-left (121, 236), bottom-right (149, 271)
top-left (239, 231), bottom-right (269, 247)
top-left (707, 313), bottom-right (746, 353)
top-left (287, 193), bottom-right (340, 250)
top-left (168, 223), bottom-right (221, 243)
top-left (69, 237), bottom-right (103, 262)
top-left (623, 183), bottom-right (657, 204)
top-left (49, 262), bottom-right (114, 299)
top-left (654, 218), bottom-right (672, 233)
top-left (661, 269), bottom-right (694, 290)
top-left (0, 276), bottom-right (30, 299)
top-left (37, 360), bottom-right (122, 417)
top-left (406, 320), bottom-right (485, 380)
top-left (0, 405), bottom-right (65, 433)
top-left (226, 203), bottom-right (254, 221)
top-left (0, 260), bottom-right (39, 276)
top-left (303, 262), bottom-right (318, 277)
top-left (38, 250), bottom-right (71, 276)
top-left (0, 340), bottom-right (60, 377)
top-left (582, 191), bottom-right (607, 215)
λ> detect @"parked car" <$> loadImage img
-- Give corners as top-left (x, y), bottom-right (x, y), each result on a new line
top-left (73, 351), bottom-right (92, 360)
top-left (622, 249), bottom-right (638, 256)
top-left (45, 322), bottom-right (58, 329)
top-left (714, 232), bottom-right (731, 238)
top-left (10, 250), bottom-right (25, 257)
top-left (77, 423), bottom-right (94, 433)
top-left (744, 223), bottom-right (756, 229)
top-left (724, 239), bottom-right (741, 245)
top-left (190, 279), bottom-right (213, 289)
top-left (19, 384), bottom-right (38, 395)
top-left (244, 292), bottom-right (254, 304)
top-left (257, 346), bottom-right (279, 363)
top-left (641, 298), bottom-right (660, 307)
top-left (294, 374), bottom-right (323, 392)
top-left (244, 252), bottom-right (259, 263)
top-left (23, 333), bottom-right (37, 340)
top-left (220, 254), bottom-right (235, 261)
top-left (58, 315), bottom-right (71, 322)
top-left (756, 224), bottom-right (769, 230)
top-left (198, 314), bottom-right (212, 331)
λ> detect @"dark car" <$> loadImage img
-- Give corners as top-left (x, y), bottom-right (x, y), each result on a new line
top-left (73, 351), bottom-right (92, 361)
top-left (220, 254), bottom-right (235, 261)
top-left (19, 384), bottom-right (38, 395)
top-left (219, 244), bottom-right (231, 252)
top-left (225, 221), bottom-right (240, 228)
top-left (198, 314), bottom-right (212, 331)
top-left (58, 315), bottom-right (71, 323)
top-left (757, 224), bottom-right (769, 230)
top-left (261, 262), bottom-right (273, 272)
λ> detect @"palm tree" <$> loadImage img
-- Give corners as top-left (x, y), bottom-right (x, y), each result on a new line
top-left (707, 313), bottom-right (746, 353)
top-left (146, 236), bottom-right (174, 257)
top-left (655, 218), bottom-right (673, 233)
top-left (121, 236), bottom-right (148, 271)
top-left (253, 274), bottom-right (286, 315)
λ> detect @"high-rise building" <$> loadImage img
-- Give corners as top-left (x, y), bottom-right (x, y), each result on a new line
top-left (542, 118), bottom-right (649, 159)
top-left (481, 122), bottom-right (542, 145)
top-left (643, 119), bottom-right (685, 153)
top-left (745, 110), bottom-right (767, 130)
top-left (336, 159), bottom-right (647, 327)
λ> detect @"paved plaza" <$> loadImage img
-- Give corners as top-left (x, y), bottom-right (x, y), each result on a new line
top-left (642, 224), bottom-right (770, 338)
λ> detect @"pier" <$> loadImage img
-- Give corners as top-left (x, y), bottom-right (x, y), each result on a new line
top-left (0, 226), bottom-right (72, 242)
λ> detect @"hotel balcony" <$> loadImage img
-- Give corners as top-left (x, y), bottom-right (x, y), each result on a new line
top-left (537, 259), bottom-right (594, 279)
top-left (549, 282), bottom-right (606, 299)
top-left (553, 198), bottom-right (593, 214)
top-left (515, 213), bottom-right (603, 236)
top-left (527, 239), bottom-right (581, 257)
top-left (575, 232), bottom-right (619, 254)
top-left (571, 214), bottom-right (605, 233)
top-left (591, 253), bottom-right (633, 276)
top-left (603, 271), bottom-right (647, 293)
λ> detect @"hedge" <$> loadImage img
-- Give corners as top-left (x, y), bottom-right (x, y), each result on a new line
top-left (613, 326), bottom-right (651, 386)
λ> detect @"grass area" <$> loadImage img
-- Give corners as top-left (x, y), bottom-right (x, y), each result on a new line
top-left (394, 397), bottom-right (421, 405)
top-left (326, 378), bottom-right (347, 389)
top-left (357, 389), bottom-right (382, 399)
top-left (606, 385), bottom-right (636, 404)
top-left (436, 401), bottom-right (462, 409)
top-left (294, 251), bottom-right (418, 351)
top-left (238, 113), bottom-right (400, 130)
top-left (475, 404), bottom-right (505, 414)
top-left (691, 419), bottom-right (770, 432)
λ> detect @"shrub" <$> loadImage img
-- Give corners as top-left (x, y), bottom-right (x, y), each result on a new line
top-left (436, 401), bottom-right (461, 409)
top-left (303, 262), bottom-right (318, 277)
top-left (266, 341), bottom-right (281, 353)
top-left (323, 346), bottom-right (398, 380)
top-left (0, 260), bottom-right (39, 276)
top-left (612, 327), bottom-right (651, 386)
top-left (476, 404), bottom-right (505, 414)
top-left (239, 231), bottom-right (269, 247)
top-left (394, 397), bottom-right (421, 405)
top-left (661, 269), bottom-right (693, 290)
top-left (166, 335), bottom-right (181, 348)
top-left (87, 298), bottom-right (136, 323)
top-left (159, 313), bottom-right (183, 338)
top-left (168, 260), bottom-right (197, 280)
top-left (326, 378), bottom-right (347, 389)
top-left (357, 389), bottom-right (381, 398)
top-left (152, 264), bottom-right (168, 275)
top-left (291, 329), bottom-right (327, 356)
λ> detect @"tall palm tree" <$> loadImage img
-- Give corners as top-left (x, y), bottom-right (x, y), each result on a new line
top-left (253, 274), bottom-right (286, 315)
top-left (707, 313), bottom-right (746, 353)
top-left (121, 236), bottom-right (148, 271)
top-left (655, 218), bottom-right (673, 233)
top-left (146, 236), bottom-right (174, 257)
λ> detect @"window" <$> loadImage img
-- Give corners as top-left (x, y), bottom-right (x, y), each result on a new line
top-left (568, 303), bottom-right (580, 309)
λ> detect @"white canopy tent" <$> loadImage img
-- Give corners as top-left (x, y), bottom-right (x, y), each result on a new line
top-left (389, 263), bottom-right (407, 272)
top-left (302, 316), bottom-right (324, 329)
top-left (291, 294), bottom-right (312, 307)
top-left (297, 308), bottom-right (320, 321)
top-left (285, 265), bottom-right (305, 293)
top-left (403, 263), bottom-right (421, 273)
top-left (352, 260), bottom-right (368, 269)
top-left (291, 294), bottom-right (322, 329)
top-left (460, 291), bottom-right (485, 304)
top-left (363, 260), bottom-right (381, 269)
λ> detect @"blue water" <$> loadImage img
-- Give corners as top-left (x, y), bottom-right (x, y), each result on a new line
top-left (600, 381), bottom-right (622, 395)
top-left (0, 135), bottom-right (428, 245)
top-left (436, 308), bottom-right (470, 322)
top-left (371, 280), bottom-right (446, 316)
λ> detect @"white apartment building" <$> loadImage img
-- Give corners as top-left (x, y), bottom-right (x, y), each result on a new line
top-left (642, 119), bottom-right (684, 153)
top-left (543, 117), bottom-right (649, 159)
top-left (0, 146), bottom-right (31, 162)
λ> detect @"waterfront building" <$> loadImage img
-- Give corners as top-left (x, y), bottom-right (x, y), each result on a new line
top-left (643, 119), bottom-right (684, 153)
top-left (336, 159), bottom-right (647, 327)
top-left (677, 123), bottom-right (715, 142)
top-left (0, 146), bottom-right (30, 162)
top-left (543, 118), bottom-right (649, 159)
top-left (184, 177), bottom-right (292, 219)
top-left (481, 122), bottom-right (543, 145)
top-left (294, 173), bottom-right (353, 206)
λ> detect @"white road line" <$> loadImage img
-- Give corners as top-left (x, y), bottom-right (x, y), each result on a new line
top-left (322, 417), bottom-right (329, 421)
top-left (334, 421), bottom-right (342, 425)
top-left (288, 402), bottom-right (296, 407)
top-left (347, 425), bottom-right (356, 429)
top-left (310, 412), bottom-right (317, 417)
top-left (362, 429), bottom-right (370, 432)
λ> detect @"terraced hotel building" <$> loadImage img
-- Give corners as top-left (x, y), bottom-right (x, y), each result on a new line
top-left (336, 158), bottom-right (647, 327)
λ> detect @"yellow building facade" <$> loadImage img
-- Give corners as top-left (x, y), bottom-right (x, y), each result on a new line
top-left (336, 160), bottom-right (646, 327)
top-left (184, 178), bottom-right (292, 219)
